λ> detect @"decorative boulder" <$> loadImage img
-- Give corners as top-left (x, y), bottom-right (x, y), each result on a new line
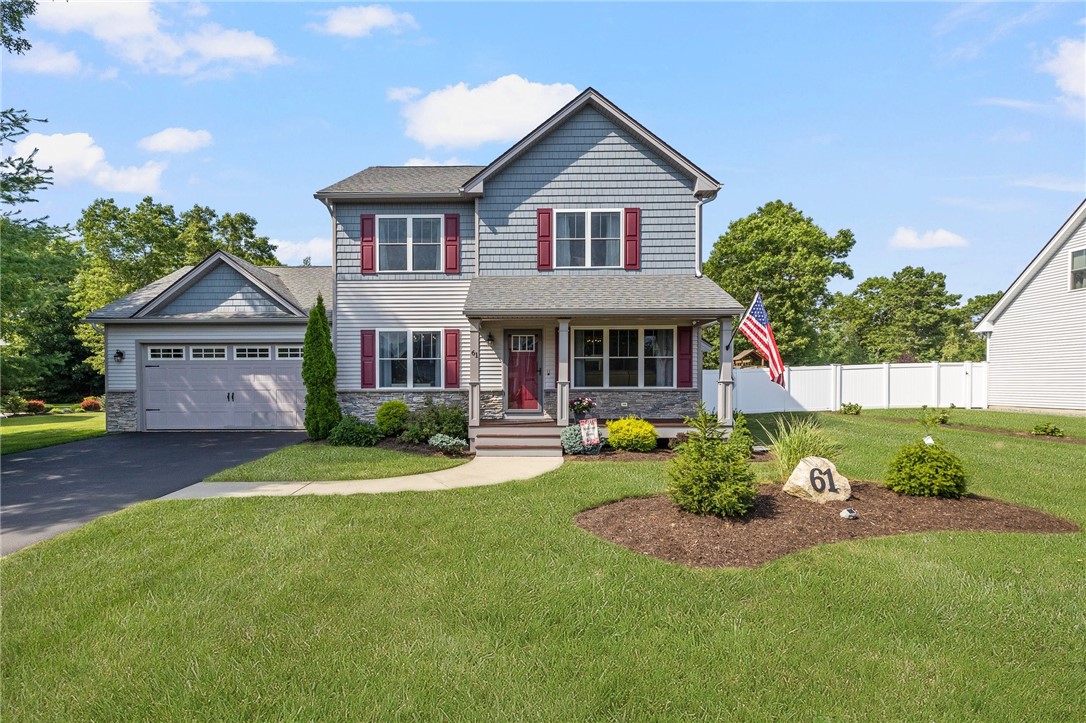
top-left (783, 456), bottom-right (852, 504)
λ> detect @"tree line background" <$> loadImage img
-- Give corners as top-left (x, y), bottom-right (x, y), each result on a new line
top-left (1, 3), bottom-right (999, 402)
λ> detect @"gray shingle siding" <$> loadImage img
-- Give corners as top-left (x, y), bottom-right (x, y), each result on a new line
top-left (334, 202), bottom-right (476, 282)
top-left (154, 265), bottom-right (291, 317)
top-left (478, 106), bottom-right (698, 276)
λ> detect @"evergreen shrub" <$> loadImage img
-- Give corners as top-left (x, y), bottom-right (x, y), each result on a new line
top-left (402, 399), bottom-right (468, 444)
top-left (885, 441), bottom-right (967, 498)
top-left (561, 423), bottom-right (602, 455)
top-left (302, 294), bottom-right (341, 440)
top-left (667, 403), bottom-right (757, 517)
top-left (327, 416), bottom-right (382, 447)
top-left (375, 400), bottom-right (410, 436)
top-left (605, 416), bottom-right (657, 452)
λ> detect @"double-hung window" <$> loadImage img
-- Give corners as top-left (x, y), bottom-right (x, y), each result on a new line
top-left (1072, 249), bottom-right (1086, 290)
top-left (572, 327), bottom-right (676, 388)
top-left (378, 331), bottom-right (441, 388)
top-left (377, 216), bottom-right (442, 272)
top-left (555, 210), bottom-right (621, 268)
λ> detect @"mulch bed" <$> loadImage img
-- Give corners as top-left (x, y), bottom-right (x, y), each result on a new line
top-left (574, 482), bottom-right (1079, 568)
top-left (566, 448), bottom-right (775, 463)
top-left (869, 416), bottom-right (1086, 445)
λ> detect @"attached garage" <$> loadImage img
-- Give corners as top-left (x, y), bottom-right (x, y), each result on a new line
top-left (88, 251), bottom-right (332, 432)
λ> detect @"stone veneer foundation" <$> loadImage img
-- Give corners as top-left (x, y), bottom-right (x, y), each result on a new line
top-left (576, 389), bottom-right (702, 420)
top-left (105, 391), bottom-right (138, 432)
top-left (338, 390), bottom-right (468, 420)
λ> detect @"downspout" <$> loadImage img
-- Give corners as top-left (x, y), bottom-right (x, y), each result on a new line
top-left (694, 197), bottom-right (704, 278)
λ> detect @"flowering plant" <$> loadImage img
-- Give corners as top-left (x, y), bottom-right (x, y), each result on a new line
top-left (569, 396), bottom-right (596, 414)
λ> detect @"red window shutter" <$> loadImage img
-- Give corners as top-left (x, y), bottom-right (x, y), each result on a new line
top-left (537, 208), bottom-right (553, 271)
top-left (677, 326), bottom-right (693, 388)
top-left (443, 329), bottom-right (461, 388)
top-left (444, 213), bottom-right (460, 274)
top-left (624, 207), bottom-right (641, 271)
top-left (360, 330), bottom-right (376, 389)
top-left (360, 214), bottom-right (376, 274)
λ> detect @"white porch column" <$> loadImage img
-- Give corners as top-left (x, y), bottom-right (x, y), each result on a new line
top-left (717, 317), bottom-right (735, 426)
top-left (468, 319), bottom-right (481, 427)
top-left (557, 319), bottom-right (570, 426)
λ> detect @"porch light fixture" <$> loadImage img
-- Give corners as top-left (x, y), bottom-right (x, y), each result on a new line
top-left (486, 333), bottom-right (495, 344)
top-left (113, 349), bottom-right (125, 363)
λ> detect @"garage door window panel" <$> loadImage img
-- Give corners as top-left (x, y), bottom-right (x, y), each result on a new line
top-left (148, 347), bottom-right (184, 360)
top-left (277, 346), bottom-right (303, 359)
top-left (191, 347), bottom-right (226, 360)
top-left (235, 347), bottom-right (270, 360)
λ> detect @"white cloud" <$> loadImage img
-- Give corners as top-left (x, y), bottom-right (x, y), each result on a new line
top-left (138, 128), bottom-right (213, 154)
top-left (5, 40), bottom-right (82, 75)
top-left (1010, 175), bottom-right (1084, 193)
top-left (310, 5), bottom-right (417, 38)
top-left (1039, 37), bottom-right (1085, 119)
top-left (271, 237), bottom-right (332, 266)
top-left (14, 132), bottom-right (164, 194)
top-left (386, 86), bottom-right (421, 102)
top-left (404, 157), bottom-right (467, 166)
top-left (976, 97), bottom-right (1047, 112)
top-left (391, 75), bottom-right (579, 150)
top-left (33, 1), bottom-right (282, 78)
top-left (889, 227), bottom-right (969, 250)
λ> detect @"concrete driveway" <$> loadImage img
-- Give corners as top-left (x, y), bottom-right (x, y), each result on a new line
top-left (1, 432), bottom-right (305, 556)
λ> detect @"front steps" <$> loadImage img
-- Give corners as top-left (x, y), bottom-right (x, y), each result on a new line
top-left (469, 421), bottom-right (564, 457)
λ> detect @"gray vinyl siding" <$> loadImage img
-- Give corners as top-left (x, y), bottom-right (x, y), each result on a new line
top-left (478, 106), bottom-right (698, 276)
top-left (987, 217), bottom-right (1086, 410)
top-left (333, 202), bottom-right (475, 282)
top-left (335, 280), bottom-right (474, 391)
top-left (153, 265), bottom-right (291, 317)
top-left (105, 322), bottom-right (306, 391)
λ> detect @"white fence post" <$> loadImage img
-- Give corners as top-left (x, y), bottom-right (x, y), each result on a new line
top-left (882, 363), bottom-right (891, 409)
top-left (931, 361), bottom-right (940, 407)
top-left (965, 361), bottom-right (973, 409)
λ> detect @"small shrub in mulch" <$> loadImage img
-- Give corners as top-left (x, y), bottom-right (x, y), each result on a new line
top-left (80, 397), bottom-right (103, 412)
top-left (886, 441), bottom-right (967, 498)
top-left (1031, 423), bottom-right (1065, 438)
top-left (606, 416), bottom-right (658, 452)
top-left (25, 400), bottom-right (46, 414)
top-left (575, 482), bottom-right (1078, 568)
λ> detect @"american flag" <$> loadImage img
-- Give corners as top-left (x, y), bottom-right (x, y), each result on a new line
top-left (737, 292), bottom-right (785, 387)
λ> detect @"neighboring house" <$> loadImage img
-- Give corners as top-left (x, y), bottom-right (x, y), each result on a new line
top-left (974, 198), bottom-right (1086, 411)
top-left (87, 251), bottom-right (331, 431)
top-left (91, 88), bottom-right (744, 449)
top-left (733, 349), bottom-right (770, 369)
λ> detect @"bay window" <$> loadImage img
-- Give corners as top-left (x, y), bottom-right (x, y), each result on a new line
top-left (378, 331), bottom-right (441, 388)
top-left (377, 215), bottom-right (442, 272)
top-left (572, 327), bottom-right (677, 388)
top-left (555, 210), bottom-right (621, 268)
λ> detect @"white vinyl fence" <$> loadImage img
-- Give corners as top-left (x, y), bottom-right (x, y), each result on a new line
top-left (703, 362), bottom-right (988, 414)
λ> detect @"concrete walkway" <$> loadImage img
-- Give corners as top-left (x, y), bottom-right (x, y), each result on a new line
top-left (160, 456), bottom-right (563, 500)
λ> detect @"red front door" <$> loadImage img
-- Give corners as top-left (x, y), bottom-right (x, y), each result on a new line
top-left (508, 332), bottom-right (540, 411)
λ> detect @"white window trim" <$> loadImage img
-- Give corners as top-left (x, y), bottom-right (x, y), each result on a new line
top-left (147, 346), bottom-right (185, 360)
top-left (1071, 249), bottom-right (1086, 292)
top-left (553, 209), bottom-right (624, 269)
top-left (234, 346), bottom-right (271, 360)
top-left (376, 329), bottom-right (444, 390)
top-left (570, 326), bottom-right (677, 389)
top-left (190, 346), bottom-right (227, 360)
top-left (375, 214), bottom-right (444, 274)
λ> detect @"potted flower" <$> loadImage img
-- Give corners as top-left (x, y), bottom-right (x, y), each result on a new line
top-left (569, 396), bottom-right (597, 421)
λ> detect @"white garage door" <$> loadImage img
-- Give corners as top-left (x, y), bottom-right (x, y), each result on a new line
top-left (142, 344), bottom-right (305, 430)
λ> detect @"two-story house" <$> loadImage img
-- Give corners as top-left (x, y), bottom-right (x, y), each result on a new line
top-left (89, 89), bottom-right (743, 452)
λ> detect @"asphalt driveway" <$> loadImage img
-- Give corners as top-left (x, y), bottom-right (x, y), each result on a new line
top-left (1, 432), bottom-right (305, 556)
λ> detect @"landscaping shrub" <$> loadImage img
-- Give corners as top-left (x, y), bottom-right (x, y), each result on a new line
top-left (375, 400), bottom-right (410, 437)
top-left (302, 293), bottom-right (341, 440)
top-left (763, 416), bottom-right (843, 481)
top-left (840, 402), bottom-right (862, 415)
top-left (2, 395), bottom-right (28, 414)
top-left (428, 433), bottom-right (468, 455)
top-left (667, 403), bottom-right (757, 517)
top-left (79, 396), bottom-right (102, 412)
top-left (25, 399), bottom-right (46, 414)
top-left (918, 405), bottom-right (950, 430)
top-left (885, 441), bottom-right (968, 498)
top-left (327, 415), bottom-right (382, 447)
top-left (1031, 423), bottom-right (1066, 438)
top-left (727, 411), bottom-right (754, 456)
top-left (561, 423), bottom-right (602, 455)
top-left (605, 416), bottom-right (657, 452)
top-left (402, 399), bottom-right (468, 445)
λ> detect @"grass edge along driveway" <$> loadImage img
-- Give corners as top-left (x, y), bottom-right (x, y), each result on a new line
top-left (204, 442), bottom-right (467, 482)
top-left (2, 412), bottom-right (1084, 720)
top-left (0, 413), bottom-right (105, 455)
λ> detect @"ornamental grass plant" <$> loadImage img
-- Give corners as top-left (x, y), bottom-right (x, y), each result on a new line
top-left (763, 415), bottom-right (844, 481)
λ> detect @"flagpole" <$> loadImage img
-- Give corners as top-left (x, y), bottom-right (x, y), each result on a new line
top-left (724, 290), bottom-right (758, 351)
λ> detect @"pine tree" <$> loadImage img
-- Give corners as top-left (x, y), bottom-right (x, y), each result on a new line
top-left (302, 293), bottom-right (341, 439)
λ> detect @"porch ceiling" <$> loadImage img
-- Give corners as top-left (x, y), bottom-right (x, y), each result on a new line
top-left (464, 275), bottom-right (743, 320)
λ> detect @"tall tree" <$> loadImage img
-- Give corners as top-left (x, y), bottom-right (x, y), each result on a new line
top-left (301, 294), bottom-right (340, 440)
top-left (940, 291), bottom-right (1003, 362)
top-left (69, 197), bottom-right (281, 373)
top-left (705, 200), bottom-right (854, 365)
top-left (1, 0), bottom-right (35, 55)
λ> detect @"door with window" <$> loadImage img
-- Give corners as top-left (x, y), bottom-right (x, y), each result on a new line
top-left (507, 331), bottom-right (541, 412)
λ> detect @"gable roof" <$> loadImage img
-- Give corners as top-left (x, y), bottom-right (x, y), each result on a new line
top-left (461, 88), bottom-right (721, 198)
top-left (313, 88), bottom-right (720, 202)
top-left (315, 165), bottom-right (485, 200)
top-left (87, 251), bottom-right (333, 322)
top-left (975, 198), bottom-right (1086, 332)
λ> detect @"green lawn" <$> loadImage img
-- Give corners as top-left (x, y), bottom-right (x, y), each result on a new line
top-left (0, 413), bottom-right (105, 455)
top-left (859, 406), bottom-right (1086, 438)
top-left (205, 442), bottom-right (467, 481)
top-left (3, 412), bottom-right (1084, 720)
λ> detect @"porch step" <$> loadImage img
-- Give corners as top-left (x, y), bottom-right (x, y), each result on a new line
top-left (472, 444), bottom-right (563, 458)
top-left (470, 423), bottom-right (564, 457)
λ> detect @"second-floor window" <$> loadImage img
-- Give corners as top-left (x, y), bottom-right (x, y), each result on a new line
top-left (1072, 249), bottom-right (1085, 290)
top-left (378, 216), bottom-right (442, 272)
top-left (556, 210), bottom-right (622, 268)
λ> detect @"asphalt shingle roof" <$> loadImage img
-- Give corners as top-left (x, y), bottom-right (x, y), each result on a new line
top-left (315, 166), bottom-right (486, 197)
top-left (464, 275), bottom-right (744, 318)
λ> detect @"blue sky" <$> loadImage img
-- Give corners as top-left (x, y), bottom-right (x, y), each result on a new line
top-left (5, 1), bottom-right (1084, 301)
